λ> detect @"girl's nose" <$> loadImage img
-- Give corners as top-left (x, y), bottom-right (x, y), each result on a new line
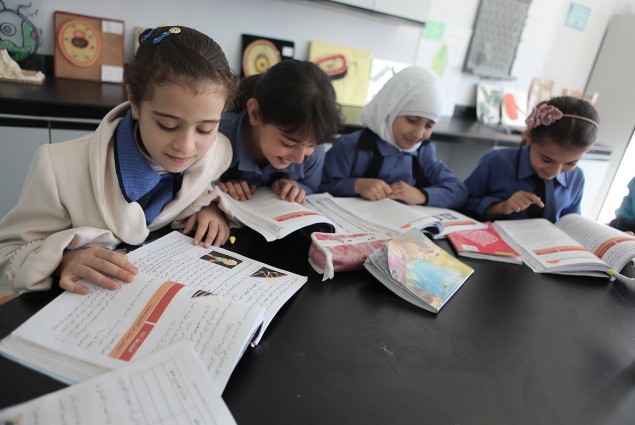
top-left (545, 164), bottom-right (563, 179)
top-left (174, 130), bottom-right (195, 152)
top-left (291, 145), bottom-right (308, 164)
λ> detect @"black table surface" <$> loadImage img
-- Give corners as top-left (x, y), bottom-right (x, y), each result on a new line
top-left (2, 228), bottom-right (635, 425)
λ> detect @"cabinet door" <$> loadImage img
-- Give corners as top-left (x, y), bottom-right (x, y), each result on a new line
top-left (0, 126), bottom-right (48, 219)
top-left (373, 0), bottom-right (430, 22)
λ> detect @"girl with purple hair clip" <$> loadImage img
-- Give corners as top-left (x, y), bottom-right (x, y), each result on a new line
top-left (463, 96), bottom-right (599, 223)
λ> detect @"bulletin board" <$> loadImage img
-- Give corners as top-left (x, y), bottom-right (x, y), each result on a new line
top-left (463, 0), bottom-right (531, 79)
top-left (54, 11), bottom-right (125, 83)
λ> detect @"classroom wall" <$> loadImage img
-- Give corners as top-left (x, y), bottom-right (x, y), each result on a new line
top-left (21, 0), bottom-right (635, 220)
top-left (34, 0), bottom-right (630, 112)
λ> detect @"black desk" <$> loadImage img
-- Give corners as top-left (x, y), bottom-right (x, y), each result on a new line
top-left (2, 229), bottom-right (635, 425)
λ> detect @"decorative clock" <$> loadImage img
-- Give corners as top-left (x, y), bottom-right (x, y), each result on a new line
top-left (57, 18), bottom-right (102, 68)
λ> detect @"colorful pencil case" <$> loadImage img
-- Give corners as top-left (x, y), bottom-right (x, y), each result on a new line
top-left (308, 232), bottom-right (392, 280)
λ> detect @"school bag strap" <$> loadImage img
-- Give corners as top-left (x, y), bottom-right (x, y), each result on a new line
top-left (356, 128), bottom-right (429, 188)
top-left (221, 160), bottom-right (289, 185)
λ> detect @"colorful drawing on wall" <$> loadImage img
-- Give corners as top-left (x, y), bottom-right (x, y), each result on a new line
top-left (0, 0), bottom-right (42, 62)
top-left (500, 88), bottom-right (528, 130)
top-left (476, 83), bottom-right (502, 126)
top-left (415, 20), bottom-right (472, 117)
top-left (241, 34), bottom-right (294, 77)
top-left (308, 40), bottom-right (372, 107)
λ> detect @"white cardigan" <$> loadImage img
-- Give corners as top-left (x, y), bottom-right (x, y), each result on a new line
top-left (0, 102), bottom-right (232, 296)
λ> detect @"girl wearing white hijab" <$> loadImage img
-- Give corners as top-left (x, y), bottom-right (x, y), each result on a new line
top-left (320, 67), bottom-right (467, 207)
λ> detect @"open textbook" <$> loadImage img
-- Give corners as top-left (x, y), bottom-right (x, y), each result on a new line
top-left (0, 231), bottom-right (306, 386)
top-left (493, 214), bottom-right (635, 277)
top-left (0, 342), bottom-right (237, 425)
top-left (305, 193), bottom-right (444, 236)
top-left (217, 187), bottom-right (335, 241)
top-left (408, 205), bottom-right (487, 238)
top-left (364, 228), bottom-right (474, 313)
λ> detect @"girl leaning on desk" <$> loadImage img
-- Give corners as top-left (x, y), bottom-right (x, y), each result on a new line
top-left (0, 25), bottom-right (239, 300)
top-left (463, 96), bottom-right (600, 223)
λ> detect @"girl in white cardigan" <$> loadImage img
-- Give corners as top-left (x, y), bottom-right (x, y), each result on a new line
top-left (0, 25), bottom-right (238, 298)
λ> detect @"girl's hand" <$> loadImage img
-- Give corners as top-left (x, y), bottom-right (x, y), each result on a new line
top-left (183, 203), bottom-right (230, 248)
top-left (271, 179), bottom-right (306, 204)
top-left (354, 178), bottom-right (392, 201)
top-left (486, 190), bottom-right (544, 216)
top-left (389, 181), bottom-right (427, 205)
top-left (219, 180), bottom-right (256, 201)
top-left (59, 247), bottom-right (138, 295)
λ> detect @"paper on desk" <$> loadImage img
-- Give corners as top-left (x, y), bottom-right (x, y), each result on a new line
top-left (0, 341), bottom-right (237, 425)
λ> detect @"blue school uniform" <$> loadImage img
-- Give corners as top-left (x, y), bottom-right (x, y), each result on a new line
top-left (463, 145), bottom-right (585, 222)
top-left (611, 177), bottom-right (635, 231)
top-left (319, 129), bottom-right (467, 208)
top-left (219, 111), bottom-right (324, 194)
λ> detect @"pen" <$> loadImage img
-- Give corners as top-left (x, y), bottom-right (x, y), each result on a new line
top-left (607, 269), bottom-right (635, 284)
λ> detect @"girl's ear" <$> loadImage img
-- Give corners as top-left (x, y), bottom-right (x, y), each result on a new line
top-left (523, 130), bottom-right (533, 146)
top-left (246, 98), bottom-right (262, 125)
top-left (126, 85), bottom-right (139, 120)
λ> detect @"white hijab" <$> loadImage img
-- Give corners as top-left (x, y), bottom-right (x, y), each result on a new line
top-left (360, 66), bottom-right (444, 152)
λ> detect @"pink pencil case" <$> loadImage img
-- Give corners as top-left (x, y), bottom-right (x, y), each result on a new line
top-left (308, 232), bottom-right (392, 280)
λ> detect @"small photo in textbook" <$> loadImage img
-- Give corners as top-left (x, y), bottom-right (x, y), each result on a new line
top-left (201, 251), bottom-right (242, 269)
top-left (364, 228), bottom-right (474, 313)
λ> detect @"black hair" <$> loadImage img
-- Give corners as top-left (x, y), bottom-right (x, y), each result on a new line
top-left (125, 25), bottom-right (238, 111)
top-left (527, 96), bottom-right (599, 150)
top-left (233, 59), bottom-right (343, 145)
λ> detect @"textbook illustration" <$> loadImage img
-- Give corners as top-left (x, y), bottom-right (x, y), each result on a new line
top-left (364, 228), bottom-right (474, 313)
top-left (493, 214), bottom-right (635, 277)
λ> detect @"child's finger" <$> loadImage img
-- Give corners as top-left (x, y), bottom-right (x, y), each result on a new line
top-left (182, 214), bottom-right (197, 236)
top-left (59, 276), bottom-right (90, 295)
top-left (239, 181), bottom-right (253, 200)
top-left (528, 193), bottom-right (545, 207)
top-left (192, 223), bottom-right (208, 247)
top-left (99, 250), bottom-right (138, 275)
top-left (278, 182), bottom-right (292, 200)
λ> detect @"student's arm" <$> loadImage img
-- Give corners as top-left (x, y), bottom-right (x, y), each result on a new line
top-left (616, 177), bottom-right (635, 225)
top-left (319, 133), bottom-right (370, 196)
top-left (0, 145), bottom-right (121, 296)
top-left (416, 143), bottom-right (468, 209)
top-left (463, 153), bottom-right (504, 218)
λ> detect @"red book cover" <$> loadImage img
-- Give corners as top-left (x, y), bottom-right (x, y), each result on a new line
top-left (447, 222), bottom-right (523, 264)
